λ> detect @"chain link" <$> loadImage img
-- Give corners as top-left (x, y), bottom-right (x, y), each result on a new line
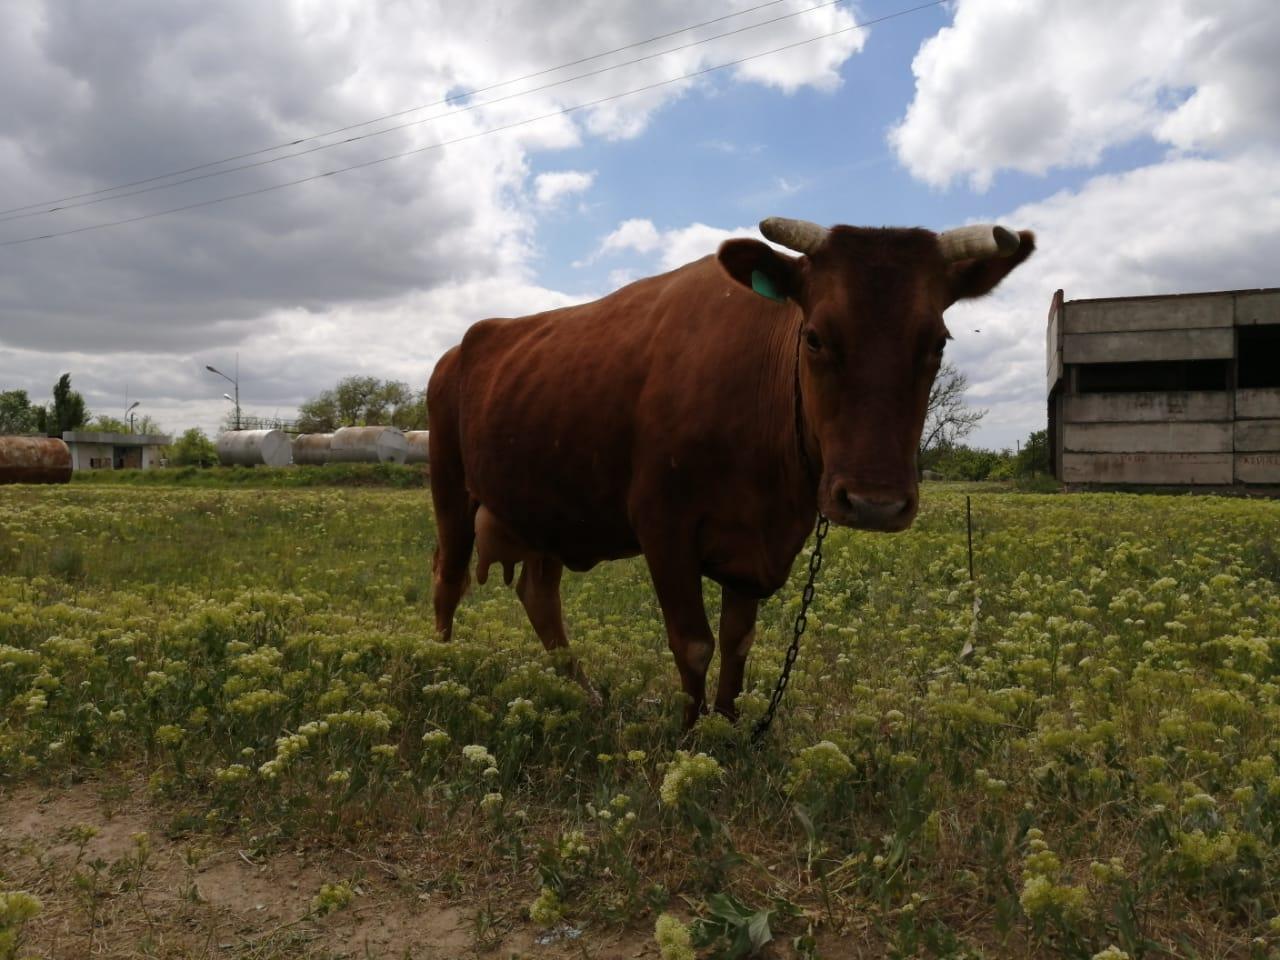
top-left (751, 510), bottom-right (829, 743)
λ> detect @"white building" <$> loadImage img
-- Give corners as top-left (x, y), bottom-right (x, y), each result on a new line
top-left (62, 431), bottom-right (171, 471)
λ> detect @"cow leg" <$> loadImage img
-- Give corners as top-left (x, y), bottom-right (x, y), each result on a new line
top-left (430, 495), bottom-right (476, 642)
top-left (515, 556), bottom-right (599, 704)
top-left (516, 555), bottom-right (567, 647)
top-left (644, 547), bottom-right (715, 729)
top-left (714, 586), bottom-right (759, 720)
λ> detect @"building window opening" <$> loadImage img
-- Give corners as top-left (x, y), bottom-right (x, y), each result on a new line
top-left (1076, 359), bottom-right (1229, 394)
top-left (1238, 325), bottom-right (1280, 388)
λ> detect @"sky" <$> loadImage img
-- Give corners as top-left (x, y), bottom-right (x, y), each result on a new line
top-left (2, 0), bottom-right (1278, 448)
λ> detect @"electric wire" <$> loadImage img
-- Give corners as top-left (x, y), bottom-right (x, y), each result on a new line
top-left (0, 0), bottom-right (941, 225)
top-left (0, 0), bottom-right (805, 217)
top-left (0, 0), bottom-right (945, 248)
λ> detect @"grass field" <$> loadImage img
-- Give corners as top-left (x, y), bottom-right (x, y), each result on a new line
top-left (2, 484), bottom-right (1279, 959)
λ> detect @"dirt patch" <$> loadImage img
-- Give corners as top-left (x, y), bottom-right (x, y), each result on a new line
top-left (0, 779), bottom-right (657, 959)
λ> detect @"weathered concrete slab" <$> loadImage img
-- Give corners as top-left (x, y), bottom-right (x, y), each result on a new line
top-left (1234, 419), bottom-right (1280, 452)
top-left (1063, 295), bottom-right (1233, 334)
top-left (1062, 452), bottom-right (1233, 485)
top-left (1235, 290), bottom-right (1280, 326)
top-left (1046, 290), bottom-right (1063, 394)
top-left (1062, 329), bottom-right (1234, 364)
top-left (1063, 422), bottom-right (1232, 453)
top-left (1236, 453), bottom-right (1280, 484)
top-left (1237, 388), bottom-right (1280, 419)
top-left (1063, 391), bottom-right (1230, 423)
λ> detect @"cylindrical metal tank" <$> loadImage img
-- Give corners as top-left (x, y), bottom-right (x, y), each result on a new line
top-left (404, 430), bottom-right (430, 465)
top-left (216, 429), bottom-right (293, 467)
top-left (0, 436), bottom-right (72, 484)
top-left (328, 426), bottom-right (408, 464)
top-left (292, 433), bottom-right (332, 466)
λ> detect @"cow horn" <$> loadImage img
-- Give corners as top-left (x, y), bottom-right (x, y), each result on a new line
top-left (760, 217), bottom-right (829, 255)
top-left (937, 224), bottom-right (1020, 262)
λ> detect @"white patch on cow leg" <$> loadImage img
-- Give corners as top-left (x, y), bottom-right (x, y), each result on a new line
top-left (686, 639), bottom-right (715, 673)
top-left (735, 628), bottom-right (756, 657)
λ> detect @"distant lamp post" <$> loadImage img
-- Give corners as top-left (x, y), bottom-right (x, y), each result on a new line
top-left (125, 400), bottom-right (141, 435)
top-left (205, 359), bottom-right (241, 431)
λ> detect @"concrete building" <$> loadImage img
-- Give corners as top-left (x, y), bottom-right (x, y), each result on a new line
top-left (1047, 287), bottom-right (1280, 488)
top-left (62, 431), bottom-right (171, 471)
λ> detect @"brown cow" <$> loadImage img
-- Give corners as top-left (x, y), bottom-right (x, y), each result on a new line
top-left (428, 218), bottom-right (1034, 727)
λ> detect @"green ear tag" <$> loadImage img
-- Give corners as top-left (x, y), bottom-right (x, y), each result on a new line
top-left (751, 269), bottom-right (785, 302)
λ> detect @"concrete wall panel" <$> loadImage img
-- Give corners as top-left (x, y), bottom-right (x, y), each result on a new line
top-left (1063, 296), bottom-right (1233, 334)
top-left (1237, 388), bottom-right (1280, 419)
top-left (1234, 419), bottom-right (1280, 452)
top-left (1047, 290), bottom-right (1063, 394)
top-left (1062, 329), bottom-right (1234, 364)
top-left (1063, 391), bottom-right (1230, 423)
top-left (1063, 422), bottom-right (1232, 453)
top-left (1236, 453), bottom-right (1280, 484)
top-left (1062, 452), bottom-right (1233, 485)
top-left (1236, 291), bottom-right (1280, 326)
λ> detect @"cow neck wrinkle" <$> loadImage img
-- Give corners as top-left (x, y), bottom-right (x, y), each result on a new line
top-left (791, 314), bottom-right (821, 496)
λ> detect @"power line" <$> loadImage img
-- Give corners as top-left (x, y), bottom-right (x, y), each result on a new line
top-left (0, 0), bottom-right (922, 226)
top-left (0, 0), bottom-right (870, 225)
top-left (0, 1), bottom-right (945, 248)
top-left (0, 0), bottom-right (801, 217)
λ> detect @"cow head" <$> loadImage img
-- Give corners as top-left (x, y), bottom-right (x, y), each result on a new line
top-left (716, 218), bottom-right (1034, 532)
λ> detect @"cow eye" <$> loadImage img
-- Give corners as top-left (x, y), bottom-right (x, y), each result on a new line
top-left (804, 329), bottom-right (822, 352)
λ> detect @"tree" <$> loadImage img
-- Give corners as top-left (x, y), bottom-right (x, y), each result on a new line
top-left (297, 376), bottom-right (427, 432)
top-left (918, 362), bottom-right (985, 472)
top-left (930, 444), bottom-right (1012, 481)
top-left (169, 427), bottom-right (218, 467)
top-left (1012, 429), bottom-right (1050, 477)
top-left (88, 413), bottom-right (164, 435)
top-left (0, 390), bottom-right (39, 435)
top-left (32, 374), bottom-right (90, 437)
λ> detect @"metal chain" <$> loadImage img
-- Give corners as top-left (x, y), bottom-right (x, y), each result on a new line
top-left (749, 313), bottom-right (828, 744)
top-left (751, 509), bottom-right (829, 743)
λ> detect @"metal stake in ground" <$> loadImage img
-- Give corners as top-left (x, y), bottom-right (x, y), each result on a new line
top-left (751, 511), bottom-right (830, 744)
top-left (966, 495), bottom-right (974, 582)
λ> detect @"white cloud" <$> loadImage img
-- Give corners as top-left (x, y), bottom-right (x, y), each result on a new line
top-left (600, 218), bottom-right (664, 256)
top-left (885, 0), bottom-right (1280, 447)
top-left (949, 151), bottom-right (1280, 447)
top-left (890, 0), bottom-right (1280, 190)
top-left (584, 217), bottom-right (769, 272)
top-left (533, 169), bottom-right (595, 208)
top-left (0, 0), bottom-right (872, 435)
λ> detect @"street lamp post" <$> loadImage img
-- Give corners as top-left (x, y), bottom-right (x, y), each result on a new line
top-left (125, 400), bottom-right (140, 435)
top-left (205, 357), bottom-right (240, 431)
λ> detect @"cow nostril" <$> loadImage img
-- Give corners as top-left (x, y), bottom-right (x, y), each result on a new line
top-left (836, 492), bottom-right (912, 525)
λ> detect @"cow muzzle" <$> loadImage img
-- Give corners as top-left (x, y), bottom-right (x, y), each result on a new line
top-left (825, 481), bottom-right (917, 532)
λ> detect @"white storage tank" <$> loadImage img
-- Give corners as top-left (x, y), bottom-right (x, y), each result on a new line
top-left (329, 426), bottom-right (408, 464)
top-left (405, 430), bottom-right (430, 465)
top-left (292, 433), bottom-right (332, 466)
top-left (217, 429), bottom-right (292, 467)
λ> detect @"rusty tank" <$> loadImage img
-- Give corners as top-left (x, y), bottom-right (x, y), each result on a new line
top-left (404, 430), bottom-right (429, 465)
top-left (0, 436), bottom-right (73, 484)
top-left (292, 433), bottom-right (332, 466)
top-left (328, 426), bottom-right (408, 464)
top-left (216, 429), bottom-right (293, 467)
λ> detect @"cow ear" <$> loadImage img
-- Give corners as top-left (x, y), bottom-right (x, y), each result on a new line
top-left (947, 230), bottom-right (1036, 304)
top-left (717, 238), bottom-right (801, 303)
